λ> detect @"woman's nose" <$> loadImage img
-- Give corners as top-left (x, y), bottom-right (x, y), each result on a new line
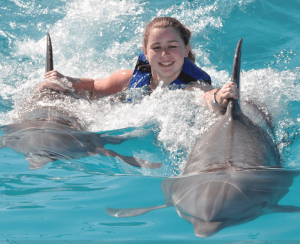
top-left (162, 48), bottom-right (170, 56)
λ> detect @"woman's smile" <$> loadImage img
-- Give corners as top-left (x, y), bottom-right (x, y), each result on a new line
top-left (159, 61), bottom-right (175, 67)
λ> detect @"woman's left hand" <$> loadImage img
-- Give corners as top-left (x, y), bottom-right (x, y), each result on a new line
top-left (214, 82), bottom-right (239, 107)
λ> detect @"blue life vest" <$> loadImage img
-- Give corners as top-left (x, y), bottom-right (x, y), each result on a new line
top-left (129, 53), bottom-right (211, 90)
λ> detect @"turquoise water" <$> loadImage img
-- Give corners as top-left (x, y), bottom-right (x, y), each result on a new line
top-left (1, 0), bottom-right (300, 243)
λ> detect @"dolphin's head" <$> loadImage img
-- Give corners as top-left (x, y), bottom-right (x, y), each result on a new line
top-left (105, 169), bottom-right (299, 238)
top-left (162, 170), bottom-right (288, 237)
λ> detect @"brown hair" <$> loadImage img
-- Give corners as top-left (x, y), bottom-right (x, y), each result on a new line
top-left (143, 17), bottom-right (195, 63)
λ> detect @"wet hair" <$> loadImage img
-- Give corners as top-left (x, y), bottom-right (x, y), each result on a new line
top-left (143, 17), bottom-right (195, 63)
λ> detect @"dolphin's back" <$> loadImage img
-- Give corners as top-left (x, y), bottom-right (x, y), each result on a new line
top-left (184, 106), bottom-right (281, 174)
top-left (184, 39), bottom-right (280, 174)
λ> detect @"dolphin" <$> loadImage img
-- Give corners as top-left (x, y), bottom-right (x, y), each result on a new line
top-left (0, 33), bottom-right (162, 170)
top-left (106, 39), bottom-right (300, 237)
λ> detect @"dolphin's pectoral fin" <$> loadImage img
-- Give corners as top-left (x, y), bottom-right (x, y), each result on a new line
top-left (25, 149), bottom-right (72, 169)
top-left (120, 155), bottom-right (162, 169)
top-left (116, 154), bottom-right (162, 168)
top-left (96, 148), bottom-right (162, 169)
top-left (100, 136), bottom-right (129, 145)
top-left (267, 204), bottom-right (300, 214)
top-left (25, 155), bottom-right (54, 170)
top-left (106, 204), bottom-right (168, 218)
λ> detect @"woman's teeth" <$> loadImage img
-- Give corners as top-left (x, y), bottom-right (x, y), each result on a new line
top-left (159, 62), bottom-right (174, 66)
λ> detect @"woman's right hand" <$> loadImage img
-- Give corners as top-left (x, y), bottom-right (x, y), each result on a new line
top-left (39, 70), bottom-right (67, 92)
top-left (44, 70), bottom-right (66, 81)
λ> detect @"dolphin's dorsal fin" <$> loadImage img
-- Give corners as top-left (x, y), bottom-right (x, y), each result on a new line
top-left (227, 38), bottom-right (243, 116)
top-left (231, 39), bottom-right (242, 92)
top-left (106, 204), bottom-right (168, 218)
top-left (46, 33), bottom-right (53, 72)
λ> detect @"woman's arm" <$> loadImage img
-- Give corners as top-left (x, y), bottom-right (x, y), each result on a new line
top-left (41, 70), bottom-right (134, 98)
top-left (93, 70), bottom-right (133, 96)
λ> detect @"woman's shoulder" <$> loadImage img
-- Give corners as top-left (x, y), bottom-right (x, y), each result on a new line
top-left (137, 52), bottom-right (148, 63)
top-left (180, 58), bottom-right (211, 85)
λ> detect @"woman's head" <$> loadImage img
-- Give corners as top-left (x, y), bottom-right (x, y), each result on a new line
top-left (143, 17), bottom-right (195, 63)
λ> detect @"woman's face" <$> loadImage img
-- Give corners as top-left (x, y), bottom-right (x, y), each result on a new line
top-left (143, 27), bottom-right (190, 84)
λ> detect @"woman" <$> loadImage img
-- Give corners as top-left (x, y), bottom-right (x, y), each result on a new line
top-left (41, 17), bottom-right (238, 109)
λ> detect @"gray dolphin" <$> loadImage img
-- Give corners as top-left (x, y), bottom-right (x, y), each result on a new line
top-left (106, 39), bottom-right (300, 237)
top-left (0, 33), bottom-right (162, 170)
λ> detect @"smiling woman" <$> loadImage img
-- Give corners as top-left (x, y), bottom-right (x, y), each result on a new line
top-left (42, 17), bottom-right (239, 109)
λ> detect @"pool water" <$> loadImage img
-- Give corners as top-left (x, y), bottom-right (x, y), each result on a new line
top-left (1, 0), bottom-right (300, 243)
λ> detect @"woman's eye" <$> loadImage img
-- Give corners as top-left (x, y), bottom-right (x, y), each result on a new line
top-left (169, 46), bottom-right (177, 49)
top-left (152, 47), bottom-right (161, 50)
